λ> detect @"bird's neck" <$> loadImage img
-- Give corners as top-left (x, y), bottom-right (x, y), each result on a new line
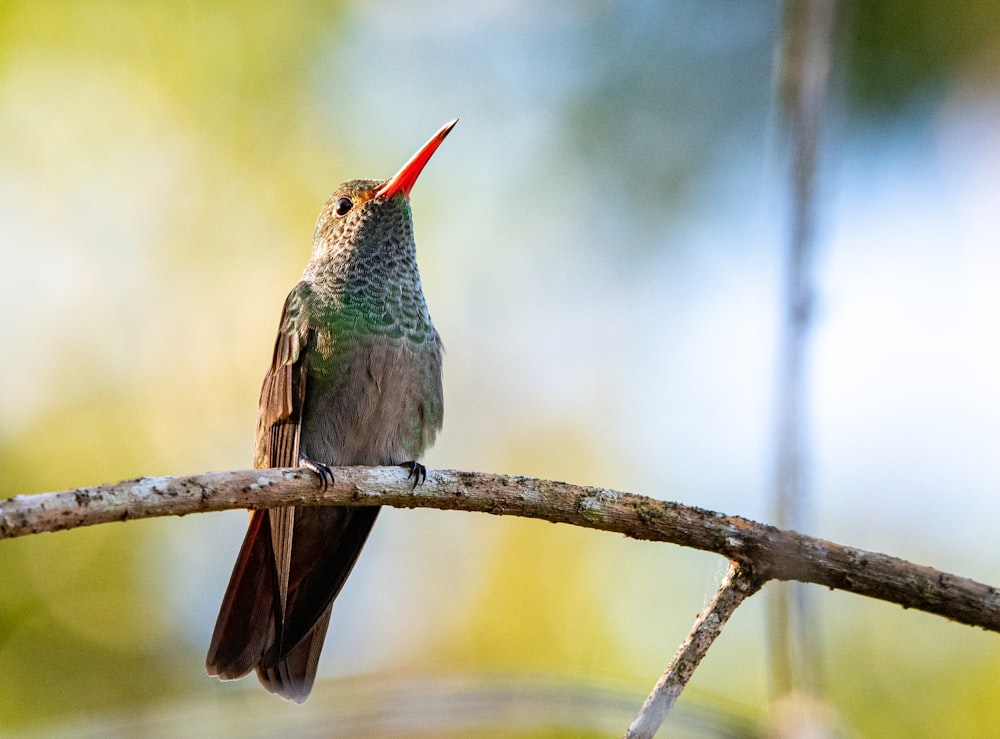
top-left (304, 253), bottom-right (433, 343)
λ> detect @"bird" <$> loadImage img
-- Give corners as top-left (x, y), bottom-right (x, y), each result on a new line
top-left (205, 120), bottom-right (455, 702)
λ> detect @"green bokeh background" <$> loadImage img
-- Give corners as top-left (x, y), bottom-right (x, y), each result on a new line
top-left (2, 1), bottom-right (999, 735)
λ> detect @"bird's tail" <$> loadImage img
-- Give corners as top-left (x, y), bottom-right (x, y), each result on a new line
top-left (206, 505), bottom-right (380, 702)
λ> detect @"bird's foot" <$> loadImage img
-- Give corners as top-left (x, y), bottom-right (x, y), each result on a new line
top-left (400, 461), bottom-right (427, 489)
top-left (299, 454), bottom-right (335, 492)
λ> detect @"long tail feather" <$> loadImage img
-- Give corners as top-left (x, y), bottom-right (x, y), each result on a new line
top-left (207, 505), bottom-right (380, 701)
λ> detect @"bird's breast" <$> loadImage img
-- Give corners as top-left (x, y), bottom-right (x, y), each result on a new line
top-left (299, 331), bottom-right (443, 467)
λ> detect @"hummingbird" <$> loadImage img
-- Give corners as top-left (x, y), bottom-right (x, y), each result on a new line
top-left (205, 120), bottom-right (455, 702)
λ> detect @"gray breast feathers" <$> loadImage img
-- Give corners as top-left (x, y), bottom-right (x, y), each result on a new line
top-left (300, 333), bottom-right (443, 467)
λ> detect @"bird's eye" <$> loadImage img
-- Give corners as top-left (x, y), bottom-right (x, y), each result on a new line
top-left (334, 197), bottom-right (353, 217)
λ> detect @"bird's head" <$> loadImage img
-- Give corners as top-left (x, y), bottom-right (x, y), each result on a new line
top-left (310, 120), bottom-right (457, 265)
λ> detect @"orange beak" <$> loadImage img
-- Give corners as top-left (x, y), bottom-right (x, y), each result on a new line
top-left (375, 119), bottom-right (458, 200)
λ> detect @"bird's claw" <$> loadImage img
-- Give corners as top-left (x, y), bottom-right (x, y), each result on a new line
top-left (400, 461), bottom-right (427, 489)
top-left (299, 455), bottom-right (335, 492)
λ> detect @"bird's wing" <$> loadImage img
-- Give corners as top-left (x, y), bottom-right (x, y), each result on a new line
top-left (255, 282), bottom-right (312, 470)
top-left (206, 282), bottom-right (312, 683)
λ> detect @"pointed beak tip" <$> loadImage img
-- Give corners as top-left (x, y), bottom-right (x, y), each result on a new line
top-left (375, 119), bottom-right (459, 200)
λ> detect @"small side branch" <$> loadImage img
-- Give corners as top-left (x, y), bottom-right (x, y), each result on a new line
top-left (2, 467), bottom-right (1000, 633)
top-left (625, 561), bottom-right (765, 738)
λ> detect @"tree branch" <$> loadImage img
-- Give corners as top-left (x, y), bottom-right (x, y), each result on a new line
top-left (626, 561), bottom-right (765, 739)
top-left (2, 467), bottom-right (999, 634)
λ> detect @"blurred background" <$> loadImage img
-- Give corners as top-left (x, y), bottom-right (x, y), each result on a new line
top-left (2, 1), bottom-right (999, 736)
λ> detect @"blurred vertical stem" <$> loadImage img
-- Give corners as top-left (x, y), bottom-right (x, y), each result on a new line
top-left (769, 0), bottom-right (840, 697)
